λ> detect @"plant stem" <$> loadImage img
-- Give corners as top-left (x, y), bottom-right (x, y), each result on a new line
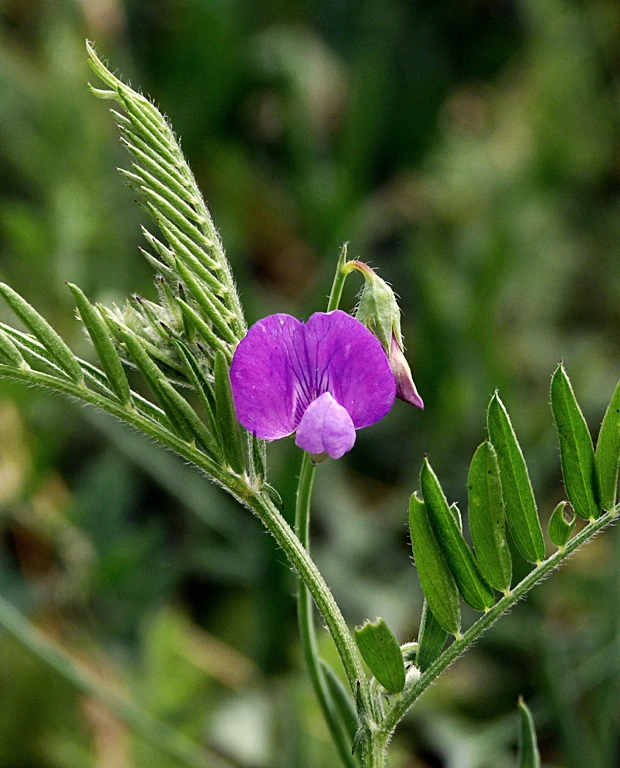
top-left (380, 507), bottom-right (619, 737)
top-left (0, 364), bottom-right (370, 707)
top-left (327, 244), bottom-right (352, 312)
top-left (295, 453), bottom-right (359, 767)
top-left (247, 487), bottom-right (369, 703)
top-left (0, 594), bottom-right (235, 768)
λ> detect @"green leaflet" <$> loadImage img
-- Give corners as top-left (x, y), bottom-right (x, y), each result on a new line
top-left (0, 283), bottom-right (83, 386)
top-left (409, 492), bottom-right (461, 636)
top-left (518, 698), bottom-right (541, 768)
top-left (354, 618), bottom-right (405, 694)
top-left (595, 378), bottom-right (620, 512)
top-left (417, 600), bottom-right (448, 673)
top-left (551, 364), bottom-right (600, 520)
top-left (468, 441), bottom-right (512, 593)
top-left (121, 330), bottom-right (219, 457)
top-left (214, 350), bottom-right (245, 474)
top-left (421, 459), bottom-right (495, 611)
top-left (67, 284), bottom-right (131, 407)
top-left (172, 339), bottom-right (219, 439)
top-left (174, 258), bottom-right (237, 345)
top-left (175, 297), bottom-right (229, 357)
top-left (0, 327), bottom-right (26, 369)
top-left (547, 501), bottom-right (576, 549)
top-left (319, 660), bottom-right (358, 743)
top-left (487, 393), bottom-right (546, 564)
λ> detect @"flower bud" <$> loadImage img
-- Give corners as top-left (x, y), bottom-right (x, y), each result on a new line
top-left (354, 263), bottom-right (424, 410)
top-left (354, 263), bottom-right (401, 352)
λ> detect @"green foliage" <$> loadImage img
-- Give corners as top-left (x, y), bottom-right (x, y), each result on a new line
top-left (408, 492), bottom-right (461, 636)
top-left (416, 601), bottom-right (447, 673)
top-left (468, 441), bottom-right (512, 593)
top-left (213, 350), bottom-right (244, 475)
top-left (67, 282), bottom-right (131, 406)
top-left (518, 698), bottom-right (541, 768)
top-left (3, 2), bottom-right (620, 766)
top-left (487, 393), bottom-right (546, 564)
top-left (354, 618), bottom-right (405, 695)
top-left (320, 659), bottom-right (359, 743)
top-left (548, 501), bottom-right (576, 549)
top-left (420, 458), bottom-right (495, 611)
top-left (551, 363), bottom-right (600, 520)
top-left (0, 282), bottom-right (84, 385)
top-left (595, 379), bottom-right (620, 511)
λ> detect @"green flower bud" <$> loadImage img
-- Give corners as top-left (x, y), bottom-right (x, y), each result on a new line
top-left (354, 263), bottom-right (402, 353)
top-left (353, 262), bottom-right (423, 409)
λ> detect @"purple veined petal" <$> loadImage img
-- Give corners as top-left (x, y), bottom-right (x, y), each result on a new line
top-left (389, 335), bottom-right (424, 409)
top-left (230, 309), bottom-right (397, 446)
top-left (295, 392), bottom-right (356, 459)
top-left (303, 311), bottom-right (396, 428)
top-left (230, 313), bottom-right (302, 440)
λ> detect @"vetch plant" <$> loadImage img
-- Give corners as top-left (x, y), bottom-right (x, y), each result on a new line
top-left (0, 43), bottom-right (618, 767)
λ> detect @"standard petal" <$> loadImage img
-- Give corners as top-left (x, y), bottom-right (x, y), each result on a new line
top-left (295, 392), bottom-right (356, 459)
top-left (303, 310), bottom-right (396, 428)
top-left (230, 313), bottom-right (301, 440)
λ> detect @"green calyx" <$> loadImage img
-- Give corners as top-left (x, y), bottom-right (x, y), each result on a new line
top-left (352, 262), bottom-right (402, 353)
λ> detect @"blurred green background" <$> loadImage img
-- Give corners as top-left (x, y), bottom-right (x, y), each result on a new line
top-left (1, 0), bottom-right (620, 765)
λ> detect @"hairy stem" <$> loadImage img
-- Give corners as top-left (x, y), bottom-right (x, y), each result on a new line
top-left (0, 363), bottom-right (371, 717)
top-left (295, 453), bottom-right (359, 767)
top-left (247, 486), bottom-right (369, 700)
top-left (380, 507), bottom-right (619, 737)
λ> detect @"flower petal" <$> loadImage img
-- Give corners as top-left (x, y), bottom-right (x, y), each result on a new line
top-left (389, 335), bottom-right (424, 409)
top-left (295, 392), bottom-right (356, 459)
top-left (230, 313), bottom-right (301, 440)
top-left (230, 310), bottom-right (397, 443)
top-left (303, 311), bottom-right (396, 428)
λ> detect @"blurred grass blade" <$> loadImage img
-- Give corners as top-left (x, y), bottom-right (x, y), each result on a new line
top-left (518, 697), bottom-right (541, 768)
top-left (595, 378), bottom-right (620, 511)
top-left (214, 350), bottom-right (244, 474)
top-left (421, 458), bottom-right (495, 611)
top-left (319, 660), bottom-right (358, 743)
top-left (0, 283), bottom-right (84, 385)
top-left (468, 441), bottom-right (512, 593)
top-left (551, 364), bottom-right (600, 520)
top-left (0, 593), bottom-right (234, 768)
top-left (487, 393), bottom-right (546, 564)
top-left (417, 600), bottom-right (448, 672)
top-left (67, 283), bottom-right (131, 406)
top-left (548, 501), bottom-right (576, 549)
top-left (354, 618), bottom-right (406, 694)
top-left (409, 492), bottom-right (461, 636)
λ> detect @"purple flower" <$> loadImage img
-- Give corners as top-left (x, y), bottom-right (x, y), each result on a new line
top-left (389, 335), bottom-right (424, 410)
top-left (230, 310), bottom-right (396, 459)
